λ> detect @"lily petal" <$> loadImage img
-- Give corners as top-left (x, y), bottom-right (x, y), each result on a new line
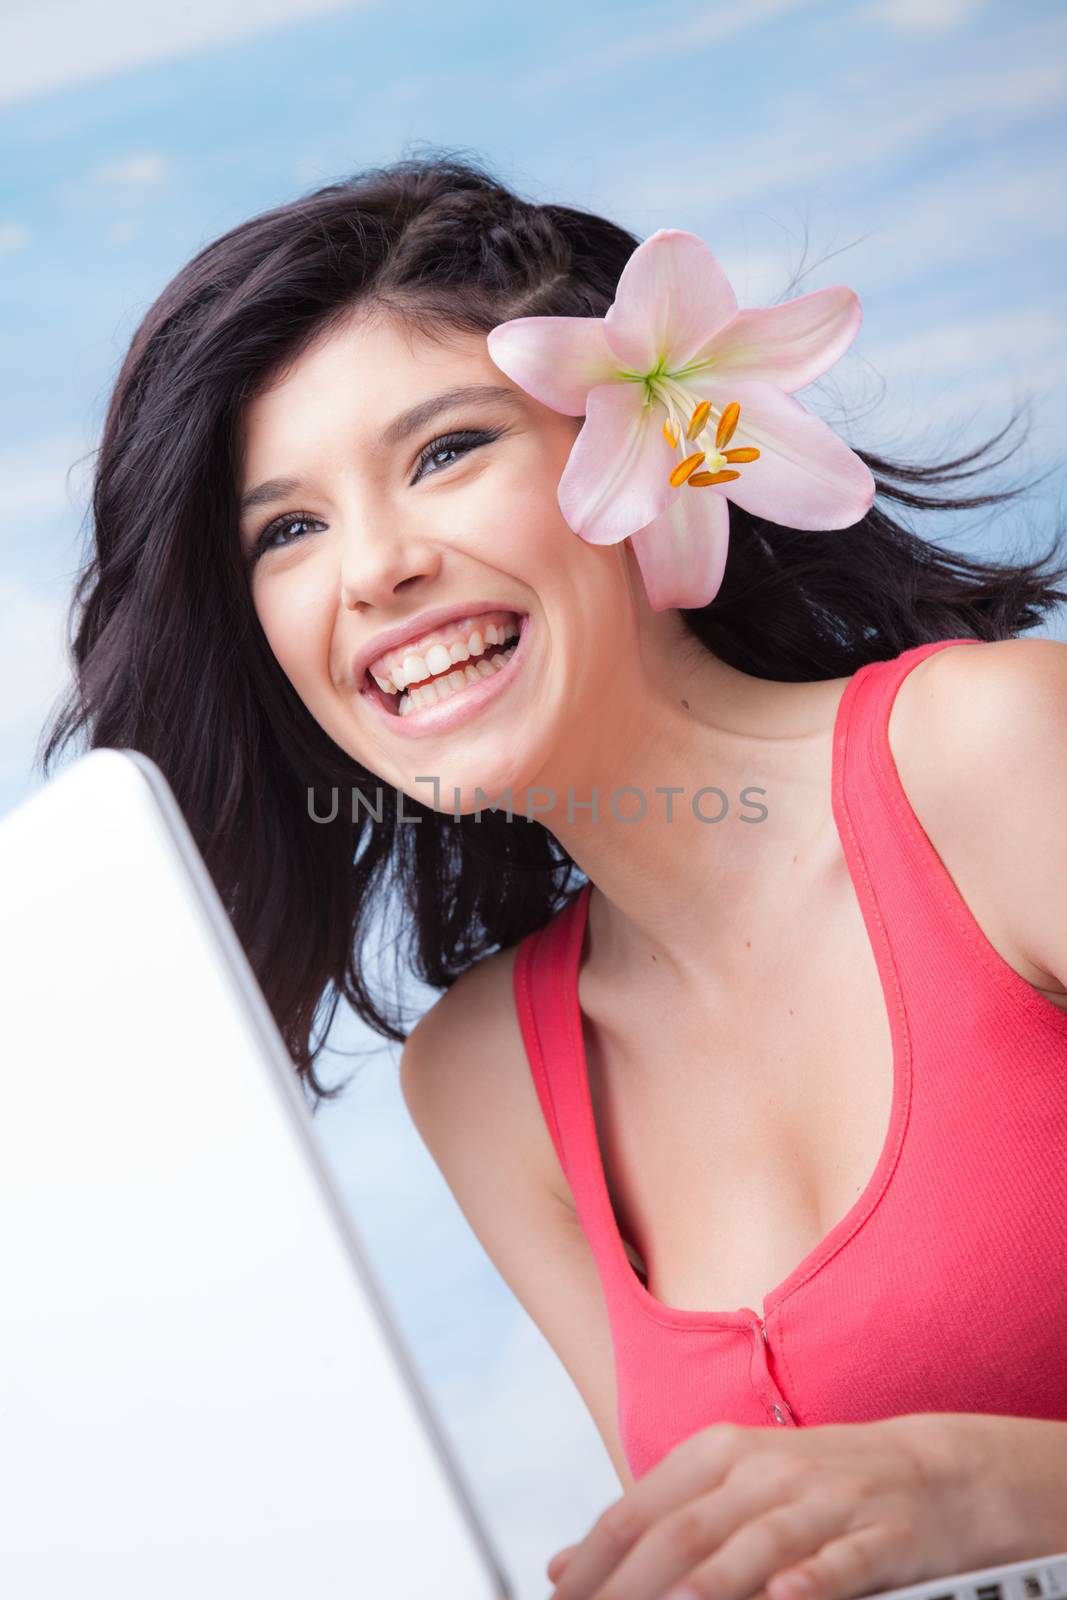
top-left (557, 381), bottom-right (677, 544)
top-left (628, 484), bottom-right (731, 611)
top-left (690, 287), bottom-right (862, 394)
top-left (603, 229), bottom-right (738, 376)
top-left (692, 378), bottom-right (875, 530)
top-left (486, 316), bottom-right (621, 414)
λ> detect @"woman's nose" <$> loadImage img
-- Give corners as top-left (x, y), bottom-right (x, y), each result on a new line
top-left (337, 511), bottom-right (440, 611)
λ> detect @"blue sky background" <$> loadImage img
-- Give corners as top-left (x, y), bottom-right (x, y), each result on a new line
top-left (3, 1), bottom-right (1066, 1592)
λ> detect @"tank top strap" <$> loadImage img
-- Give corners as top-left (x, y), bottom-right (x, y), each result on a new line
top-left (512, 882), bottom-right (603, 1221)
top-left (513, 634), bottom-right (1041, 1271)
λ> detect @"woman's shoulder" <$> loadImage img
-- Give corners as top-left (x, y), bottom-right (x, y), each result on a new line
top-left (889, 635), bottom-right (1067, 794)
top-left (888, 634), bottom-right (1067, 997)
top-left (399, 941), bottom-right (576, 1209)
top-left (893, 633), bottom-right (1067, 723)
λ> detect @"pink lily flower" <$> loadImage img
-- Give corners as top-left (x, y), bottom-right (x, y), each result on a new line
top-left (486, 228), bottom-right (876, 611)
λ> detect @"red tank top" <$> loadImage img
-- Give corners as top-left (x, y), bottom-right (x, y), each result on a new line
top-left (512, 638), bottom-right (1067, 1481)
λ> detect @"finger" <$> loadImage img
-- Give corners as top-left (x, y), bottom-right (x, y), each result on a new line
top-left (550, 1425), bottom-right (741, 1598)
top-left (677, 1511), bottom-right (885, 1600)
top-left (574, 1471), bottom-right (817, 1600)
top-left (547, 1545), bottom-right (578, 1581)
top-left (764, 1523), bottom-right (900, 1600)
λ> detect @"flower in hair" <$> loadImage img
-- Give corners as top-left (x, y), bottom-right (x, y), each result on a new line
top-left (486, 228), bottom-right (875, 610)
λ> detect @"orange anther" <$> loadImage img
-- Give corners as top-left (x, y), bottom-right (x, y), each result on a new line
top-left (688, 469), bottom-right (741, 487)
top-left (723, 446), bottom-right (759, 463)
top-left (685, 399), bottom-right (711, 441)
top-left (662, 418), bottom-right (679, 446)
top-left (668, 451), bottom-right (706, 488)
top-left (715, 402), bottom-right (741, 449)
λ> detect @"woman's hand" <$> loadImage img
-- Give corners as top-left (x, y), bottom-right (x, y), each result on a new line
top-left (544, 1411), bottom-right (1017, 1600)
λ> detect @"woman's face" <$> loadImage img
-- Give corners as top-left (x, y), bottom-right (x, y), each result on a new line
top-left (237, 306), bottom-right (645, 813)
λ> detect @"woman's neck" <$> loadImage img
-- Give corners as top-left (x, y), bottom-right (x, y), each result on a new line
top-left (533, 631), bottom-right (850, 989)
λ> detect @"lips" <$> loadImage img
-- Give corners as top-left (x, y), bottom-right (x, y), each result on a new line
top-left (364, 617), bottom-right (522, 715)
top-left (359, 612), bottom-right (532, 738)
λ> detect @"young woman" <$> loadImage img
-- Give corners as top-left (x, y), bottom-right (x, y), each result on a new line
top-left (41, 153), bottom-right (1067, 1599)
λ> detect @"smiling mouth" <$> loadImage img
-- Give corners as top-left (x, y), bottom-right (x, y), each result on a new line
top-left (363, 613), bottom-right (526, 717)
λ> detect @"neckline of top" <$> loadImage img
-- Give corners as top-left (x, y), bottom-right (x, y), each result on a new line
top-left (556, 639), bottom-right (988, 1332)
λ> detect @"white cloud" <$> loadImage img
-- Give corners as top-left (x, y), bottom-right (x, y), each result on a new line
top-left (861, 0), bottom-right (986, 30)
top-left (53, 154), bottom-right (171, 221)
top-left (0, 0), bottom-right (381, 107)
top-left (862, 304), bottom-right (1067, 394)
top-left (0, 578), bottom-right (72, 809)
top-left (811, 299), bottom-right (1067, 476)
top-left (0, 436), bottom-right (94, 812)
top-left (0, 222), bottom-right (30, 254)
top-left (513, 0), bottom-right (817, 98)
top-left (102, 217), bottom-right (142, 248)
top-left (91, 153), bottom-right (169, 187)
top-left (712, 245), bottom-right (799, 308)
top-left (619, 52), bottom-right (1067, 215)
top-left (855, 152), bottom-right (1067, 290)
top-left (719, 149), bottom-right (1067, 315)
top-left (0, 431), bottom-right (96, 524)
top-left (599, 0), bottom-right (816, 59)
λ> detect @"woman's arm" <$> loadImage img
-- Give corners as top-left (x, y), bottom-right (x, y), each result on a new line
top-left (400, 950), bottom-right (634, 1488)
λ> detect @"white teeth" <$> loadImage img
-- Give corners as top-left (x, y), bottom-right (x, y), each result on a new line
top-left (435, 670), bottom-right (463, 699)
top-left (396, 645), bottom-right (518, 716)
top-left (373, 619), bottom-right (519, 694)
top-left (424, 643), bottom-right (454, 675)
top-left (401, 652), bottom-right (429, 684)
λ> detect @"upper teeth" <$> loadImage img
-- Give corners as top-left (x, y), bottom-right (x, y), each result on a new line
top-left (370, 617), bottom-right (521, 695)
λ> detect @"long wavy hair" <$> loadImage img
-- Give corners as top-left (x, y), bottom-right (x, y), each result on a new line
top-left (38, 148), bottom-right (1067, 1106)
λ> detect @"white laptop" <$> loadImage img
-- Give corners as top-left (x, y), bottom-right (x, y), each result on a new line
top-left (1, 748), bottom-right (1065, 1600)
top-left (0, 746), bottom-right (512, 1599)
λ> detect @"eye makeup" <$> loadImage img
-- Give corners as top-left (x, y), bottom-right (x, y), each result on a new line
top-left (242, 424), bottom-right (508, 565)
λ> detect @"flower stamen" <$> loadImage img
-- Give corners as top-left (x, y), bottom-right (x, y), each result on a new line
top-left (669, 451), bottom-right (707, 487)
top-left (689, 469), bottom-right (741, 487)
top-left (685, 399), bottom-right (711, 440)
top-left (715, 401), bottom-right (741, 448)
top-left (660, 391), bottom-right (759, 492)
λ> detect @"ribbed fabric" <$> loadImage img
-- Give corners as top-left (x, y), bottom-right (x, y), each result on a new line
top-left (512, 638), bottom-right (1067, 1481)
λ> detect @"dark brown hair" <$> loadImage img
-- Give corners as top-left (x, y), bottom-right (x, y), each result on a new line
top-left (38, 147), bottom-right (1067, 1106)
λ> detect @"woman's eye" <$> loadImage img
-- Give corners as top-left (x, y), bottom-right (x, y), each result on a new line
top-left (250, 512), bottom-right (323, 562)
top-left (412, 427), bottom-right (502, 483)
top-left (247, 426), bottom-right (504, 564)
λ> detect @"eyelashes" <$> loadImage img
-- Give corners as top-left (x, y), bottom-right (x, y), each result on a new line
top-left (245, 425), bottom-right (507, 564)
top-left (412, 426), bottom-right (505, 483)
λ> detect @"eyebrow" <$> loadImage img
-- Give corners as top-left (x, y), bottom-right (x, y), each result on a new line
top-left (238, 382), bottom-right (521, 516)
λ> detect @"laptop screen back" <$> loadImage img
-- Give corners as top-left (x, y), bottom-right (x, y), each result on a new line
top-left (0, 748), bottom-right (510, 1599)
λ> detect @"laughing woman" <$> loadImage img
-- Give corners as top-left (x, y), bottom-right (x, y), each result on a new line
top-left (40, 153), bottom-right (1067, 1598)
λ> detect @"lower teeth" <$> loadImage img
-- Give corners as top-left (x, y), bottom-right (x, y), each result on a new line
top-left (395, 643), bottom-right (518, 717)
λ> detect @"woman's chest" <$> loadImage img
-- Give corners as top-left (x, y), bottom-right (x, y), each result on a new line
top-left (575, 661), bottom-right (1067, 1316)
top-left (580, 859), bottom-right (897, 1314)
